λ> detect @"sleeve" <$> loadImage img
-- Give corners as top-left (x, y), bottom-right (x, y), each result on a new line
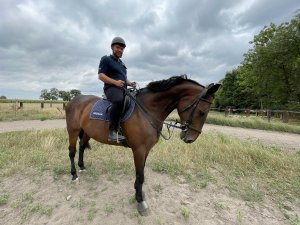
top-left (98, 56), bottom-right (109, 74)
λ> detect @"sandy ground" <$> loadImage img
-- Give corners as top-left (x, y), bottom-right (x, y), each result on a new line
top-left (1, 119), bottom-right (299, 152)
top-left (1, 169), bottom-right (296, 225)
top-left (1, 120), bottom-right (300, 225)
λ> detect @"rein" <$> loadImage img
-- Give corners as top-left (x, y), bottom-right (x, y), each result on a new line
top-left (123, 87), bottom-right (211, 140)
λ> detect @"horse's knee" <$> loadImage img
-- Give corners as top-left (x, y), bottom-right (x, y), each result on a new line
top-left (69, 150), bottom-right (76, 158)
top-left (138, 173), bottom-right (144, 184)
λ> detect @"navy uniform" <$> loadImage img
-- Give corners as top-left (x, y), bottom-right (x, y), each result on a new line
top-left (98, 37), bottom-right (129, 142)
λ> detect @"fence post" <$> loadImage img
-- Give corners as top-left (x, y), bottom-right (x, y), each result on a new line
top-left (41, 102), bottom-right (44, 109)
top-left (20, 102), bottom-right (23, 109)
top-left (225, 107), bottom-right (229, 117)
top-left (267, 110), bottom-right (271, 122)
top-left (63, 103), bottom-right (66, 110)
top-left (282, 111), bottom-right (289, 123)
top-left (245, 109), bottom-right (250, 117)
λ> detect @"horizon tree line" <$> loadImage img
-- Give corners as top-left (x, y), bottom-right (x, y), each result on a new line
top-left (40, 88), bottom-right (81, 101)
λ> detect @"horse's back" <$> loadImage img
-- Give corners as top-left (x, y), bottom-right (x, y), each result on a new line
top-left (66, 95), bottom-right (100, 131)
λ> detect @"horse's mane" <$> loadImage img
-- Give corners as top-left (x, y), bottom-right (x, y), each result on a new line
top-left (144, 74), bottom-right (203, 92)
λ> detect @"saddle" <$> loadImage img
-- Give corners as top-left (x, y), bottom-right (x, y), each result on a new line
top-left (89, 89), bottom-right (137, 122)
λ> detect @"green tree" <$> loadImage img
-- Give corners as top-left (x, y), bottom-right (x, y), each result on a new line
top-left (49, 88), bottom-right (59, 100)
top-left (0, 96), bottom-right (7, 99)
top-left (59, 91), bottom-right (71, 101)
top-left (237, 11), bottom-right (300, 109)
top-left (70, 89), bottom-right (81, 99)
top-left (40, 89), bottom-right (51, 100)
top-left (214, 68), bottom-right (258, 109)
top-left (41, 88), bottom-right (82, 101)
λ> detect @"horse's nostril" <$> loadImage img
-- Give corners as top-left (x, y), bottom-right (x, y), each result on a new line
top-left (186, 139), bottom-right (194, 144)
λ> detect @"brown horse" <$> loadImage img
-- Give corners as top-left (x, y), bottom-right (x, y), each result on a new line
top-left (65, 75), bottom-right (220, 215)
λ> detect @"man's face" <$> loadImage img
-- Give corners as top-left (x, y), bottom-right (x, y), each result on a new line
top-left (112, 44), bottom-right (125, 58)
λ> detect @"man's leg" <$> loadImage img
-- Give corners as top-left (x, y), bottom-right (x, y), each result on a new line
top-left (105, 87), bottom-right (126, 142)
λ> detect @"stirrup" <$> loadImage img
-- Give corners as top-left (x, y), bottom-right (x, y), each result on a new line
top-left (116, 132), bottom-right (126, 143)
top-left (108, 130), bottom-right (126, 143)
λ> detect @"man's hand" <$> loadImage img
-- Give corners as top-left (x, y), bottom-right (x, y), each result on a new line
top-left (114, 80), bottom-right (125, 87)
top-left (129, 81), bottom-right (136, 87)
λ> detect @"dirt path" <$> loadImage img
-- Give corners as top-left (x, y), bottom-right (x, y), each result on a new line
top-left (1, 119), bottom-right (299, 152)
top-left (0, 170), bottom-right (293, 225)
top-left (0, 119), bottom-right (66, 133)
top-left (203, 124), bottom-right (300, 152)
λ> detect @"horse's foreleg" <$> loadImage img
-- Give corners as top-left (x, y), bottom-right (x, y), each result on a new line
top-left (133, 149), bottom-right (149, 215)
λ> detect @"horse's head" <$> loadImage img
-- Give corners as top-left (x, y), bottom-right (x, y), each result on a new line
top-left (177, 83), bottom-right (221, 143)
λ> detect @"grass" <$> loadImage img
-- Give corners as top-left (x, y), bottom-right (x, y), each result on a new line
top-left (104, 204), bottom-right (114, 215)
top-left (11, 192), bottom-right (53, 222)
top-left (71, 197), bottom-right (87, 210)
top-left (0, 102), bottom-right (65, 121)
top-left (213, 201), bottom-right (226, 211)
top-left (153, 183), bottom-right (163, 194)
top-left (167, 111), bottom-right (300, 134)
top-left (180, 206), bottom-right (190, 219)
top-left (0, 193), bottom-right (9, 206)
top-left (150, 131), bottom-right (299, 203)
top-left (0, 129), bottom-right (299, 207)
top-left (290, 215), bottom-right (300, 225)
top-left (87, 202), bottom-right (97, 221)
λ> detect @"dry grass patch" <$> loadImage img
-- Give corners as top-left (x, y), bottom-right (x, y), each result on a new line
top-left (0, 102), bottom-right (65, 121)
top-left (0, 129), bottom-right (299, 206)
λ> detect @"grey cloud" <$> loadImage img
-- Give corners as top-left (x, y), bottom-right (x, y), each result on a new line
top-left (236, 0), bottom-right (300, 28)
top-left (0, 0), bottom-right (298, 98)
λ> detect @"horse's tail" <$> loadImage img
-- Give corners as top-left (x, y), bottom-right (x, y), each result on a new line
top-left (78, 128), bottom-right (91, 150)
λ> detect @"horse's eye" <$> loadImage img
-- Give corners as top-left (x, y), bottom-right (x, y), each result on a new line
top-left (199, 111), bottom-right (205, 116)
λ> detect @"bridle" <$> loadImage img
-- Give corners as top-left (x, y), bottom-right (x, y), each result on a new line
top-left (177, 88), bottom-right (212, 135)
top-left (123, 87), bottom-right (213, 140)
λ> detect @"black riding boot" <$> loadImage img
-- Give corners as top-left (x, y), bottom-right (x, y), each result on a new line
top-left (108, 124), bottom-right (126, 142)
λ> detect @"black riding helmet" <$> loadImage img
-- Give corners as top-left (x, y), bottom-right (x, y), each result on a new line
top-left (111, 37), bottom-right (126, 47)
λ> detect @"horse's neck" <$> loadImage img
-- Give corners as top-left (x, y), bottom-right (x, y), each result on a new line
top-left (139, 84), bottom-right (201, 122)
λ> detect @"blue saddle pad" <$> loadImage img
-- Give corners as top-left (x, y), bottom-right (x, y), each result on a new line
top-left (89, 98), bottom-right (135, 122)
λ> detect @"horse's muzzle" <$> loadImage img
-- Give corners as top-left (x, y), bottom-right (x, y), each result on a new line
top-left (180, 131), bottom-right (195, 144)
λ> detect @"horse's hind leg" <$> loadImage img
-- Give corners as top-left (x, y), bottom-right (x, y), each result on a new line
top-left (68, 131), bottom-right (79, 181)
top-left (78, 130), bottom-right (91, 172)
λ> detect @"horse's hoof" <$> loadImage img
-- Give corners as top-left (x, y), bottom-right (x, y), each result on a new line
top-left (79, 169), bottom-right (86, 173)
top-left (137, 201), bottom-right (149, 216)
top-left (71, 177), bottom-right (79, 183)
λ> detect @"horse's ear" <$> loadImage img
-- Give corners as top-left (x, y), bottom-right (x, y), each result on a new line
top-left (206, 83), bottom-right (221, 96)
top-left (207, 83), bottom-right (214, 89)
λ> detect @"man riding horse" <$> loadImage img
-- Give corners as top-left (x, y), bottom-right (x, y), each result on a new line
top-left (98, 37), bottom-right (136, 142)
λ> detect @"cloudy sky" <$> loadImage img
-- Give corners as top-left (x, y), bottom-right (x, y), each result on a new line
top-left (0, 0), bottom-right (299, 99)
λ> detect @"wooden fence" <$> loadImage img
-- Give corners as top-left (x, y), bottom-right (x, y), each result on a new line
top-left (211, 107), bottom-right (300, 123)
top-left (0, 100), bottom-right (67, 109)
